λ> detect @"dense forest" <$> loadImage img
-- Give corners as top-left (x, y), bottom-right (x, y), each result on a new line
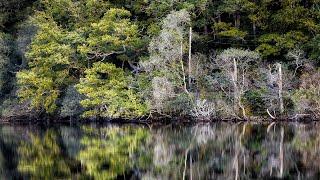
top-left (0, 0), bottom-right (319, 121)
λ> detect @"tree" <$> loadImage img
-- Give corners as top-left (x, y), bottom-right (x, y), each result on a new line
top-left (271, 0), bottom-right (319, 34)
top-left (217, 0), bottom-right (252, 28)
top-left (215, 48), bottom-right (260, 119)
top-left (78, 8), bottom-right (141, 65)
top-left (16, 13), bottom-right (73, 113)
top-left (0, 0), bottom-right (35, 30)
top-left (0, 33), bottom-right (11, 97)
top-left (256, 32), bottom-right (308, 58)
top-left (292, 69), bottom-right (320, 118)
top-left (306, 35), bottom-right (320, 62)
top-left (141, 9), bottom-right (192, 114)
top-left (76, 62), bottom-right (148, 118)
top-left (16, 6), bottom-right (143, 115)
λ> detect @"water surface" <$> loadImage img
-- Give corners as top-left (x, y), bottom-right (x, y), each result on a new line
top-left (0, 122), bottom-right (319, 179)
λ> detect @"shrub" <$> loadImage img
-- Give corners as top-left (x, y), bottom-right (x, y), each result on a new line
top-left (292, 70), bottom-right (320, 118)
top-left (191, 99), bottom-right (216, 120)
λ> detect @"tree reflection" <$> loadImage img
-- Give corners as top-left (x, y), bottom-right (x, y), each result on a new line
top-left (2, 123), bottom-right (320, 179)
top-left (141, 123), bottom-right (320, 179)
top-left (18, 130), bottom-right (77, 179)
top-left (78, 125), bottom-right (150, 179)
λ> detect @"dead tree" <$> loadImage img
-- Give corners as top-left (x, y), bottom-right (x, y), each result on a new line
top-left (277, 63), bottom-right (284, 115)
top-left (188, 27), bottom-right (192, 90)
top-left (215, 48), bottom-right (259, 119)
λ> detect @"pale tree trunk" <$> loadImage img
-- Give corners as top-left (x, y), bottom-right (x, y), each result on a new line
top-left (277, 63), bottom-right (284, 115)
top-left (240, 70), bottom-right (247, 119)
top-left (180, 41), bottom-right (188, 93)
top-left (232, 58), bottom-right (239, 116)
top-left (188, 27), bottom-right (192, 90)
top-left (232, 58), bottom-right (247, 119)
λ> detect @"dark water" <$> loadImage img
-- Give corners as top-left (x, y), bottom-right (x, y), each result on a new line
top-left (0, 122), bottom-right (319, 179)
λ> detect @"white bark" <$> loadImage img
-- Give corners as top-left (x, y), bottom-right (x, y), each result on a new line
top-left (232, 58), bottom-right (247, 119)
top-left (181, 41), bottom-right (188, 93)
top-left (277, 63), bottom-right (284, 114)
top-left (188, 27), bottom-right (192, 89)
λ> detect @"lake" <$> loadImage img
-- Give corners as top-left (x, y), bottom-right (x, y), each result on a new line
top-left (0, 122), bottom-right (319, 179)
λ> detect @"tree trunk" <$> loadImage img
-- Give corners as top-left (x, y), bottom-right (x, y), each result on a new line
top-left (232, 58), bottom-right (247, 119)
top-left (180, 41), bottom-right (188, 93)
top-left (253, 22), bottom-right (256, 40)
top-left (188, 27), bottom-right (192, 90)
top-left (233, 58), bottom-right (238, 113)
top-left (277, 63), bottom-right (284, 115)
top-left (235, 12), bottom-right (241, 28)
top-left (204, 25), bottom-right (208, 35)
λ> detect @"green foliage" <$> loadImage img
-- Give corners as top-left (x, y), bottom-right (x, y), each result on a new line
top-left (76, 62), bottom-right (148, 118)
top-left (16, 13), bottom-right (72, 113)
top-left (213, 22), bottom-right (248, 39)
top-left (256, 32), bottom-right (308, 58)
top-left (0, 0), bottom-right (35, 30)
top-left (37, 0), bottom-right (110, 29)
top-left (243, 89), bottom-right (267, 116)
top-left (271, 0), bottom-right (320, 33)
top-left (0, 33), bottom-right (11, 97)
top-left (79, 8), bottom-right (141, 62)
top-left (167, 93), bottom-right (194, 115)
top-left (16, 6), bottom-right (143, 116)
top-left (306, 35), bottom-right (320, 61)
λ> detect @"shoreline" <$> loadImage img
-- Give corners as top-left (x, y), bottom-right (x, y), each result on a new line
top-left (0, 115), bottom-right (318, 125)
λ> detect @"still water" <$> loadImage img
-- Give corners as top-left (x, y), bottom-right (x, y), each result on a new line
top-left (0, 122), bottom-right (319, 179)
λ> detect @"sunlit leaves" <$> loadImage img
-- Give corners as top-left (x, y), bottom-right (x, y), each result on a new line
top-left (16, 13), bottom-right (72, 113)
top-left (76, 62), bottom-right (148, 118)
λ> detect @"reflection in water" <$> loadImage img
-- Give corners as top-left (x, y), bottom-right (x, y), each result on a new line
top-left (0, 123), bottom-right (319, 179)
top-left (78, 126), bottom-right (150, 179)
top-left (18, 130), bottom-right (75, 179)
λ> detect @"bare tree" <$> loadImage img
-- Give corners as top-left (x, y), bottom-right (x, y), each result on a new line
top-left (259, 62), bottom-right (297, 119)
top-left (286, 48), bottom-right (307, 77)
top-left (214, 48), bottom-right (259, 119)
top-left (141, 10), bottom-right (191, 114)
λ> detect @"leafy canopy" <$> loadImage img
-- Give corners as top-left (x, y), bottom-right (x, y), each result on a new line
top-left (76, 62), bottom-right (148, 118)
